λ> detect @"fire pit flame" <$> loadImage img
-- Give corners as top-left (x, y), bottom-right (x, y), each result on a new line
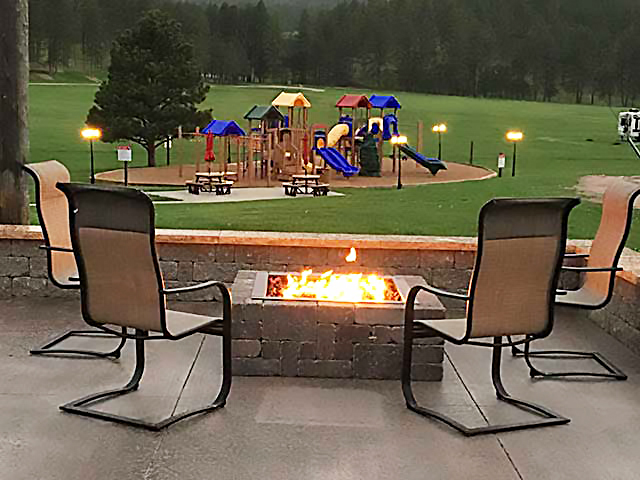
top-left (270, 268), bottom-right (400, 303)
top-left (265, 249), bottom-right (402, 303)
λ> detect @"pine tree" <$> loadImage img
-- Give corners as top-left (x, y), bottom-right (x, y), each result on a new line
top-left (86, 10), bottom-right (211, 166)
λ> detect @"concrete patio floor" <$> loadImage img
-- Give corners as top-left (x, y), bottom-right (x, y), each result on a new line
top-left (1, 298), bottom-right (639, 480)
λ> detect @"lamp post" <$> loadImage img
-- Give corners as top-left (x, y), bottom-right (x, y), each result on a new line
top-left (506, 130), bottom-right (524, 177)
top-left (81, 128), bottom-right (102, 184)
top-left (391, 134), bottom-right (408, 190)
top-left (432, 123), bottom-right (447, 160)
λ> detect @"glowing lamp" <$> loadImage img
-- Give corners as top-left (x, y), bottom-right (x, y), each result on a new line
top-left (390, 135), bottom-right (408, 145)
top-left (506, 131), bottom-right (524, 142)
top-left (81, 128), bottom-right (102, 140)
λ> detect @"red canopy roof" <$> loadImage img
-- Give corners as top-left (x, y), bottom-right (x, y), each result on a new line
top-left (336, 94), bottom-right (371, 109)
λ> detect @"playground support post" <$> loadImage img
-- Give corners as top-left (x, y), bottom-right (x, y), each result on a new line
top-left (417, 121), bottom-right (424, 154)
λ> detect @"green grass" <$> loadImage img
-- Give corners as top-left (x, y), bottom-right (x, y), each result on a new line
top-left (27, 83), bottom-right (640, 247)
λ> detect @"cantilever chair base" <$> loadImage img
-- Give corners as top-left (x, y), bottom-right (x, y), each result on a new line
top-left (30, 329), bottom-right (127, 359)
top-left (60, 396), bottom-right (226, 432)
top-left (405, 401), bottom-right (569, 437)
top-left (60, 325), bottom-right (232, 431)
top-left (403, 333), bottom-right (570, 437)
top-left (508, 340), bottom-right (627, 380)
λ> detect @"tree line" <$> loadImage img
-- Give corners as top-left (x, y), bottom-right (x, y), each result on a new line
top-left (29, 0), bottom-right (640, 105)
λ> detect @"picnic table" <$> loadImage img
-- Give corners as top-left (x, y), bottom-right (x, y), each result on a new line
top-left (187, 172), bottom-right (236, 195)
top-left (283, 174), bottom-right (329, 197)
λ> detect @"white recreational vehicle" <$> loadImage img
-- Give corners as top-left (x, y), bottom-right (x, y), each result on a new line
top-left (618, 108), bottom-right (640, 141)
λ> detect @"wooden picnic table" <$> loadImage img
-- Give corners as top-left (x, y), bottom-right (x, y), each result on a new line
top-left (194, 172), bottom-right (237, 192)
top-left (291, 175), bottom-right (321, 194)
top-left (283, 174), bottom-right (329, 197)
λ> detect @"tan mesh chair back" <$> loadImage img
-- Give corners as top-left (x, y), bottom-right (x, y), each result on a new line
top-left (466, 198), bottom-right (579, 339)
top-left (582, 179), bottom-right (640, 307)
top-left (24, 161), bottom-right (77, 288)
top-left (57, 183), bottom-right (166, 333)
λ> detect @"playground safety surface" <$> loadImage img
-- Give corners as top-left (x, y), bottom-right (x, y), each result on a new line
top-left (96, 157), bottom-right (495, 188)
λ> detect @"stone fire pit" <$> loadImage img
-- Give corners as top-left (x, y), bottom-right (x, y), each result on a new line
top-left (231, 270), bottom-right (446, 380)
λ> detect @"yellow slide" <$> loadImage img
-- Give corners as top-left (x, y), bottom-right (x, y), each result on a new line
top-left (327, 124), bottom-right (350, 148)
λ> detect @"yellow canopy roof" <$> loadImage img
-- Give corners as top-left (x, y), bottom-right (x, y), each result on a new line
top-left (271, 92), bottom-right (312, 108)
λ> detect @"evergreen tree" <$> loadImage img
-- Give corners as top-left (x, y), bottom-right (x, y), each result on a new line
top-left (87, 10), bottom-right (211, 166)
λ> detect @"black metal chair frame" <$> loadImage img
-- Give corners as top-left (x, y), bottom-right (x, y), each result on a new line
top-left (56, 183), bottom-right (232, 431)
top-left (509, 185), bottom-right (640, 381)
top-left (402, 198), bottom-right (578, 436)
top-left (24, 163), bottom-right (126, 359)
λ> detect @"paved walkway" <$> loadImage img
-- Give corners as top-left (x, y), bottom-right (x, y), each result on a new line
top-left (1, 298), bottom-right (639, 479)
top-left (154, 187), bottom-right (344, 204)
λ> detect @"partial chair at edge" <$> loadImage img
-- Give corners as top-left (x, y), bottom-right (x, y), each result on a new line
top-left (403, 197), bottom-right (579, 436)
top-left (56, 183), bottom-right (232, 431)
top-left (509, 178), bottom-right (640, 380)
top-left (23, 161), bottom-right (126, 358)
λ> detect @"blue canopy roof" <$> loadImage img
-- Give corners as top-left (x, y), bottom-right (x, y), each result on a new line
top-left (369, 95), bottom-right (402, 110)
top-left (202, 120), bottom-right (246, 136)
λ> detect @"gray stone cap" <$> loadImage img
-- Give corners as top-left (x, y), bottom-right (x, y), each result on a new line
top-left (0, 224), bottom-right (479, 250)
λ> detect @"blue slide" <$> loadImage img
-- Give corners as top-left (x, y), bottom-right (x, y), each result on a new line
top-left (317, 147), bottom-right (360, 177)
top-left (399, 144), bottom-right (447, 176)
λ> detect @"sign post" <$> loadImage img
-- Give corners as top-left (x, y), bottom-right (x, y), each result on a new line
top-left (117, 146), bottom-right (132, 186)
top-left (497, 152), bottom-right (506, 177)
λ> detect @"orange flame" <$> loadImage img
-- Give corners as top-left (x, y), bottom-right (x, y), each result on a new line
top-left (346, 248), bottom-right (357, 263)
top-left (281, 269), bottom-right (388, 302)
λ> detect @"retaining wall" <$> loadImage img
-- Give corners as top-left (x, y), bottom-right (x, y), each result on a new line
top-left (5, 226), bottom-right (637, 358)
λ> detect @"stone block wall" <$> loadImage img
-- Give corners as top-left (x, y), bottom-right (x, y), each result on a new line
top-left (590, 274), bottom-right (640, 357)
top-left (0, 227), bottom-right (583, 304)
top-left (0, 227), bottom-right (483, 303)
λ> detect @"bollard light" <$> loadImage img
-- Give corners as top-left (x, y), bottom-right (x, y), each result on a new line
top-left (391, 135), bottom-right (408, 189)
top-left (506, 130), bottom-right (524, 177)
top-left (81, 128), bottom-right (102, 184)
top-left (432, 124), bottom-right (447, 160)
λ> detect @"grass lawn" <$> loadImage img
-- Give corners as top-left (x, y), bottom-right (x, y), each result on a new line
top-left (28, 83), bottom-right (640, 247)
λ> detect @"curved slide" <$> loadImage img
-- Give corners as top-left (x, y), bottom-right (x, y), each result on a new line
top-left (327, 124), bottom-right (350, 148)
top-left (399, 144), bottom-right (447, 176)
top-left (317, 147), bottom-right (360, 177)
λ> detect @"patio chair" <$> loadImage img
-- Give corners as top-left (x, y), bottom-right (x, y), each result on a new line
top-left (56, 183), bottom-right (231, 431)
top-left (23, 161), bottom-right (126, 358)
top-left (510, 178), bottom-right (640, 380)
top-left (402, 197), bottom-right (579, 436)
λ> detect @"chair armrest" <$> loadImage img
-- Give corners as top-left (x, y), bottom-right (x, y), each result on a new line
top-left (39, 245), bottom-right (74, 253)
top-left (556, 290), bottom-right (569, 295)
top-left (411, 284), bottom-right (469, 302)
top-left (561, 266), bottom-right (623, 273)
top-left (163, 280), bottom-right (226, 295)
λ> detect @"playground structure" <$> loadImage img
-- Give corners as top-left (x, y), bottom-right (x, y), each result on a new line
top-left (167, 91), bottom-right (447, 188)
